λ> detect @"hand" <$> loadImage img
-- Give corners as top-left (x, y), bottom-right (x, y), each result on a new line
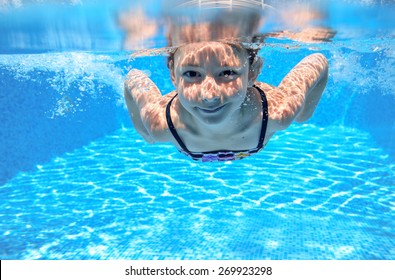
top-left (269, 27), bottom-right (336, 43)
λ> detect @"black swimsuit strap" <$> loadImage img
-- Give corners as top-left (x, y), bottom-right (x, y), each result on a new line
top-left (165, 94), bottom-right (192, 153)
top-left (253, 84), bottom-right (269, 150)
top-left (165, 85), bottom-right (268, 154)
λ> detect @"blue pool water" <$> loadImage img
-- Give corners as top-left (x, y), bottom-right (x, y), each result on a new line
top-left (1, 1), bottom-right (394, 260)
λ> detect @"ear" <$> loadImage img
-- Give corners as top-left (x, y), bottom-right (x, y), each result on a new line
top-left (248, 56), bottom-right (263, 86)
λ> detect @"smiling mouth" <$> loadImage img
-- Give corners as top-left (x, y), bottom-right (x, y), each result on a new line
top-left (197, 104), bottom-right (226, 114)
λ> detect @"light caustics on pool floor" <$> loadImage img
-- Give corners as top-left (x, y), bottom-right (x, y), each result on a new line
top-left (1, 124), bottom-right (394, 259)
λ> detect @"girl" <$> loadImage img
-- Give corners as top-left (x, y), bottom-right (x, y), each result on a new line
top-left (124, 41), bottom-right (328, 162)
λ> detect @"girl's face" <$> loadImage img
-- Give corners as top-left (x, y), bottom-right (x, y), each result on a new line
top-left (171, 42), bottom-right (252, 124)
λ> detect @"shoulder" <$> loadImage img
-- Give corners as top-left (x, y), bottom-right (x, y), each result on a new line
top-left (143, 91), bottom-right (178, 143)
top-left (252, 82), bottom-right (284, 120)
top-left (252, 82), bottom-right (297, 134)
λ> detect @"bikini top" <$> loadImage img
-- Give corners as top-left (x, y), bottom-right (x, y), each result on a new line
top-left (165, 85), bottom-right (268, 162)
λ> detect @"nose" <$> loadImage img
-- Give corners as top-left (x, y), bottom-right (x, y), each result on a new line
top-left (201, 77), bottom-right (220, 104)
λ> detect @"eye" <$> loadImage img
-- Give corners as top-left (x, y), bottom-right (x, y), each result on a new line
top-left (219, 70), bottom-right (238, 78)
top-left (183, 71), bottom-right (202, 79)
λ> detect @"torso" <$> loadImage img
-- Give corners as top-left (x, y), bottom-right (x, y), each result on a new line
top-left (148, 82), bottom-right (282, 152)
top-left (162, 84), bottom-right (277, 155)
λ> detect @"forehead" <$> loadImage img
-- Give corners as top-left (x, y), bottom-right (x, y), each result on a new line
top-left (174, 42), bottom-right (247, 67)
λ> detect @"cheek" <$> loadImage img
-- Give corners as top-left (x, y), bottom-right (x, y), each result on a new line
top-left (222, 78), bottom-right (247, 98)
top-left (177, 81), bottom-right (200, 102)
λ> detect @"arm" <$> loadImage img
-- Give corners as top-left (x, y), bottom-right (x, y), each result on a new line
top-left (124, 69), bottom-right (162, 143)
top-left (269, 53), bottom-right (329, 129)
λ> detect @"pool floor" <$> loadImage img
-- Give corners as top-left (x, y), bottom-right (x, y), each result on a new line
top-left (1, 124), bottom-right (394, 259)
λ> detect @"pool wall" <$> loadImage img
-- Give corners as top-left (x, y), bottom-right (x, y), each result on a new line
top-left (0, 66), bottom-right (128, 184)
top-left (1, 49), bottom-right (394, 185)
